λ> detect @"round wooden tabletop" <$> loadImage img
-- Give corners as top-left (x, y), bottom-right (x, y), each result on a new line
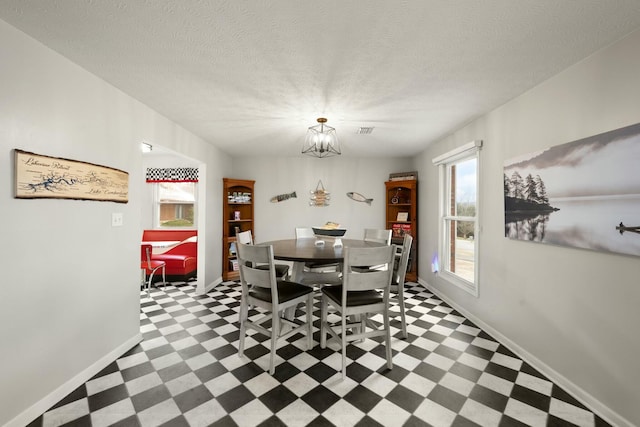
top-left (258, 238), bottom-right (385, 263)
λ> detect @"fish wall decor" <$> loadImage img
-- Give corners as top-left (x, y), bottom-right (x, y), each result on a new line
top-left (270, 191), bottom-right (297, 203)
top-left (347, 192), bottom-right (373, 205)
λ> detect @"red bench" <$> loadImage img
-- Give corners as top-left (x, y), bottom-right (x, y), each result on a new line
top-left (142, 230), bottom-right (197, 282)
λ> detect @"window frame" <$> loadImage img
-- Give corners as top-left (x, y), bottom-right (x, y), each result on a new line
top-left (153, 181), bottom-right (198, 229)
top-left (433, 140), bottom-right (482, 297)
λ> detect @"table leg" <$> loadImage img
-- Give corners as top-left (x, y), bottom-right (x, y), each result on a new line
top-left (284, 262), bottom-right (307, 320)
top-left (290, 261), bottom-right (306, 282)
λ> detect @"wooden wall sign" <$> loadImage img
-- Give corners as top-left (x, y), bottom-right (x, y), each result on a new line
top-left (14, 149), bottom-right (129, 203)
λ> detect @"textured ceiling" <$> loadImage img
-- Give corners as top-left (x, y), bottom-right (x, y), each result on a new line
top-left (2, 1), bottom-right (640, 158)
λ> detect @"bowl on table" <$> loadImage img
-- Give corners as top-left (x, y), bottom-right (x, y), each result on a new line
top-left (312, 227), bottom-right (347, 237)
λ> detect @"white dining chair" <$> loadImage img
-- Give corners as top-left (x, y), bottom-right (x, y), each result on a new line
top-left (353, 228), bottom-right (392, 272)
top-left (141, 244), bottom-right (166, 297)
top-left (319, 244), bottom-right (396, 379)
top-left (363, 228), bottom-right (392, 245)
top-left (390, 233), bottom-right (413, 338)
top-left (295, 227), bottom-right (316, 239)
top-left (236, 242), bottom-right (314, 374)
top-left (237, 229), bottom-right (289, 279)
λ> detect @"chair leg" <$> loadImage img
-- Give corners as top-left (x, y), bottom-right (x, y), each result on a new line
top-left (269, 310), bottom-right (280, 375)
top-left (384, 307), bottom-right (393, 370)
top-left (162, 265), bottom-right (166, 290)
top-left (238, 296), bottom-right (248, 356)
top-left (341, 312), bottom-right (347, 380)
top-left (147, 270), bottom-right (156, 298)
top-left (306, 294), bottom-right (313, 350)
top-left (320, 294), bottom-right (328, 349)
top-left (399, 293), bottom-right (407, 339)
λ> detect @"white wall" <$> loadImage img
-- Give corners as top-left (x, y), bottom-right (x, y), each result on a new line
top-left (0, 19), bottom-right (231, 426)
top-left (414, 29), bottom-right (640, 427)
top-left (233, 156), bottom-right (412, 242)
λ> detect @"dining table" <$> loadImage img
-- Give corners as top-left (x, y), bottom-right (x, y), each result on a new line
top-left (257, 237), bottom-right (386, 283)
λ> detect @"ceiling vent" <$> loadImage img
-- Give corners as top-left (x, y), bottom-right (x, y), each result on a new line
top-left (356, 126), bottom-right (374, 135)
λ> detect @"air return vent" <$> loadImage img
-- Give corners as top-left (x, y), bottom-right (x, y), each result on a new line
top-left (356, 126), bottom-right (374, 134)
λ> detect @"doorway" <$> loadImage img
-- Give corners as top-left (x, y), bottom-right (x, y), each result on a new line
top-left (142, 144), bottom-right (206, 293)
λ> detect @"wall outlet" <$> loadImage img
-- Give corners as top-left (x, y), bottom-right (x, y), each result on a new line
top-left (112, 212), bottom-right (123, 227)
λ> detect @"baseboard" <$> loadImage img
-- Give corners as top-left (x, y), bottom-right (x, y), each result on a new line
top-left (417, 278), bottom-right (632, 427)
top-left (6, 332), bottom-right (143, 427)
top-left (198, 276), bottom-right (222, 295)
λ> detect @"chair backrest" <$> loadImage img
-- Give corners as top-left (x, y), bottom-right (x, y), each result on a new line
top-left (343, 245), bottom-right (395, 293)
top-left (295, 227), bottom-right (315, 239)
top-left (363, 228), bottom-right (392, 245)
top-left (393, 234), bottom-right (413, 286)
top-left (237, 229), bottom-right (254, 245)
top-left (236, 242), bottom-right (278, 299)
top-left (141, 244), bottom-right (153, 267)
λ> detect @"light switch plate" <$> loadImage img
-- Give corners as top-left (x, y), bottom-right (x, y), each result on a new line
top-left (112, 212), bottom-right (123, 227)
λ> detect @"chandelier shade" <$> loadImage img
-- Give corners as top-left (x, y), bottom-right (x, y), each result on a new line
top-left (302, 118), bottom-right (341, 158)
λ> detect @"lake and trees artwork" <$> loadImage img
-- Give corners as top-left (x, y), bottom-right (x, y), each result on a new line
top-left (504, 121), bottom-right (640, 257)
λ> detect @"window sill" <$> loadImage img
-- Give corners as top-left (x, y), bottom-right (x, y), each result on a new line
top-left (438, 270), bottom-right (478, 297)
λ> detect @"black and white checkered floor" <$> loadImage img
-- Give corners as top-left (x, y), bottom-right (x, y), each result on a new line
top-left (29, 281), bottom-right (610, 427)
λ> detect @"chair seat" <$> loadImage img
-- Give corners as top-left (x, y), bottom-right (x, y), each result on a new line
top-left (250, 280), bottom-right (313, 303)
top-left (256, 263), bottom-right (289, 278)
top-left (305, 261), bottom-right (338, 269)
top-left (322, 285), bottom-right (383, 307)
top-left (141, 260), bottom-right (166, 274)
top-left (350, 265), bottom-right (383, 273)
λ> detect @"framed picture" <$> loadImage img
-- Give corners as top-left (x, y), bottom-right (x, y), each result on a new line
top-left (396, 212), bottom-right (409, 221)
top-left (14, 149), bottom-right (128, 203)
top-left (504, 121), bottom-right (640, 257)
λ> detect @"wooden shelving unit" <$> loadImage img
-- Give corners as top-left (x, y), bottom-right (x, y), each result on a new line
top-left (222, 178), bottom-right (255, 281)
top-left (385, 179), bottom-right (418, 282)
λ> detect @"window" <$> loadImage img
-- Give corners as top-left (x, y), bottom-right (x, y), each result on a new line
top-left (433, 140), bottom-right (482, 296)
top-left (156, 182), bottom-right (196, 228)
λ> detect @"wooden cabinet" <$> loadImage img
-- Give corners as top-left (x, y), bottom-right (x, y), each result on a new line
top-left (385, 179), bottom-right (418, 282)
top-left (222, 178), bottom-right (255, 281)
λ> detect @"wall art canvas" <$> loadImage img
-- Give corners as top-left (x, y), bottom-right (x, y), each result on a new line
top-left (14, 149), bottom-right (129, 203)
top-left (504, 122), bottom-right (640, 257)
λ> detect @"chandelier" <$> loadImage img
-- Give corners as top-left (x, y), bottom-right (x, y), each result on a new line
top-left (302, 118), bottom-right (341, 158)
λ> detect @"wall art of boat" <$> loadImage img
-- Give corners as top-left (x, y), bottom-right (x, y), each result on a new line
top-left (616, 222), bottom-right (640, 234)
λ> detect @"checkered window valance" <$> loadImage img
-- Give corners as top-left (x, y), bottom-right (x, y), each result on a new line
top-left (146, 167), bottom-right (198, 182)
